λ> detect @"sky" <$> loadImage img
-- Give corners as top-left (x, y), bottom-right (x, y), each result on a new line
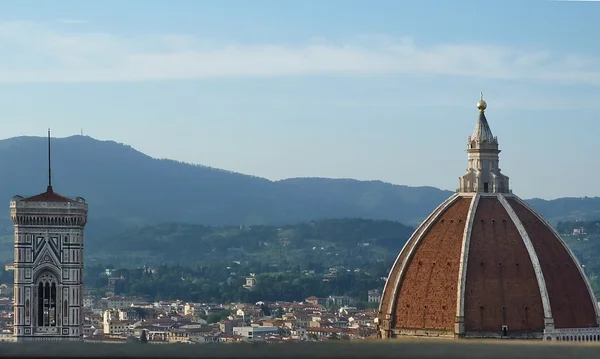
top-left (0, 0), bottom-right (599, 199)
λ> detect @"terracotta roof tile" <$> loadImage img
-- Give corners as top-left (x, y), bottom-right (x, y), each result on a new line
top-left (392, 197), bottom-right (471, 331)
top-left (464, 197), bottom-right (544, 332)
top-left (21, 186), bottom-right (73, 203)
top-left (508, 198), bottom-right (598, 329)
top-left (380, 194), bottom-right (600, 339)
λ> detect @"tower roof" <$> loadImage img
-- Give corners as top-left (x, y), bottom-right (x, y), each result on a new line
top-left (20, 187), bottom-right (74, 203)
top-left (471, 93), bottom-right (494, 142)
top-left (471, 113), bottom-right (494, 142)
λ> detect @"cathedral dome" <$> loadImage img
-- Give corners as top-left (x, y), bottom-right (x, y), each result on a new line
top-left (377, 96), bottom-right (600, 341)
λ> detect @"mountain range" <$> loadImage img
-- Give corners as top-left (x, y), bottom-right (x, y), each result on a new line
top-left (0, 135), bottom-right (599, 240)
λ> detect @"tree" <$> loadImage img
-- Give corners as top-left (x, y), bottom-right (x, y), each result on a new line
top-left (140, 330), bottom-right (148, 344)
top-left (355, 301), bottom-right (379, 310)
top-left (206, 309), bottom-right (231, 324)
top-left (276, 307), bottom-right (285, 318)
top-left (355, 302), bottom-right (367, 310)
top-left (133, 307), bottom-right (149, 319)
top-left (207, 313), bottom-right (222, 324)
top-left (260, 303), bottom-right (271, 317)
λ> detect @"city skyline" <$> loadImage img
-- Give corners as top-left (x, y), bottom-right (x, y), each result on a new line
top-left (1, 1), bottom-right (599, 199)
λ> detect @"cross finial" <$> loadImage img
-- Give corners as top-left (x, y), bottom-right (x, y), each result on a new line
top-left (477, 92), bottom-right (487, 112)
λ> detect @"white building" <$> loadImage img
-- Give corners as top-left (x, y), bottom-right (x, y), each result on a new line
top-left (243, 276), bottom-right (256, 290)
top-left (83, 296), bottom-right (95, 308)
top-left (233, 325), bottom-right (279, 339)
top-left (184, 303), bottom-right (196, 316)
top-left (291, 328), bottom-right (308, 340)
top-left (100, 296), bottom-right (147, 310)
top-left (11, 131), bottom-right (88, 341)
top-left (327, 296), bottom-right (355, 307)
top-left (368, 289), bottom-right (381, 303)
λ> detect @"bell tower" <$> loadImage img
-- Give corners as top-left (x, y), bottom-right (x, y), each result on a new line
top-left (458, 94), bottom-right (510, 194)
top-left (10, 130), bottom-right (88, 341)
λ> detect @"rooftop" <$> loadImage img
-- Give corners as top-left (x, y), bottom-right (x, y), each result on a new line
top-left (12, 186), bottom-right (85, 204)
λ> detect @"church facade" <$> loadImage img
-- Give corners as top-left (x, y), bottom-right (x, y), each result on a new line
top-left (10, 131), bottom-right (88, 341)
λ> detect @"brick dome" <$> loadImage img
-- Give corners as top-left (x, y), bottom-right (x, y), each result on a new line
top-left (377, 96), bottom-right (600, 341)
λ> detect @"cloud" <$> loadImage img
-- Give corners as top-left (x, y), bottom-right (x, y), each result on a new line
top-left (0, 20), bottom-right (599, 84)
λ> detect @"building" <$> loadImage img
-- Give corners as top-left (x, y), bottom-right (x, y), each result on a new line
top-left (99, 296), bottom-right (148, 311)
top-left (220, 319), bottom-right (244, 335)
top-left (304, 296), bottom-right (327, 307)
top-left (243, 276), bottom-right (256, 290)
top-left (327, 295), bottom-right (355, 307)
top-left (166, 328), bottom-right (217, 344)
top-left (233, 325), bottom-right (280, 340)
top-left (377, 95), bottom-right (600, 341)
top-left (183, 303), bottom-right (197, 316)
top-left (83, 296), bottom-right (95, 308)
top-left (368, 289), bottom-right (381, 303)
top-left (0, 331), bottom-right (16, 342)
top-left (11, 130), bottom-right (88, 341)
top-left (573, 228), bottom-right (586, 235)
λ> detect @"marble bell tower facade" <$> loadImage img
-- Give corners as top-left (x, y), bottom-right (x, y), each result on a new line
top-left (10, 130), bottom-right (88, 341)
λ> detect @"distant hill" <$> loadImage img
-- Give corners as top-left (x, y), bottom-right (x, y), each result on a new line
top-left (526, 197), bottom-right (600, 224)
top-left (551, 219), bottom-right (600, 296)
top-left (84, 218), bottom-right (415, 268)
top-left (0, 135), bottom-right (597, 240)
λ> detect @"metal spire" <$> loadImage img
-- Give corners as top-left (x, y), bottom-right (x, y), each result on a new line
top-left (47, 128), bottom-right (53, 192)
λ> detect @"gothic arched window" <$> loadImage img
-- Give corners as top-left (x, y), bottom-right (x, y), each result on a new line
top-left (36, 271), bottom-right (58, 327)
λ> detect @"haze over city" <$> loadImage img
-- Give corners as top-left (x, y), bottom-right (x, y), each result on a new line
top-left (1, 0), bottom-right (599, 199)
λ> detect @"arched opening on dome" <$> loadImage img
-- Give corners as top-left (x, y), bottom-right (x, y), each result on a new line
top-left (35, 271), bottom-right (58, 327)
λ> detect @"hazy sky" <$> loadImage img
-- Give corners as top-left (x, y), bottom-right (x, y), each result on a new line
top-left (0, 0), bottom-right (599, 199)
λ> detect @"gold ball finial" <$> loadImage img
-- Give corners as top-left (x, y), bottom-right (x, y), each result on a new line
top-left (477, 92), bottom-right (487, 112)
